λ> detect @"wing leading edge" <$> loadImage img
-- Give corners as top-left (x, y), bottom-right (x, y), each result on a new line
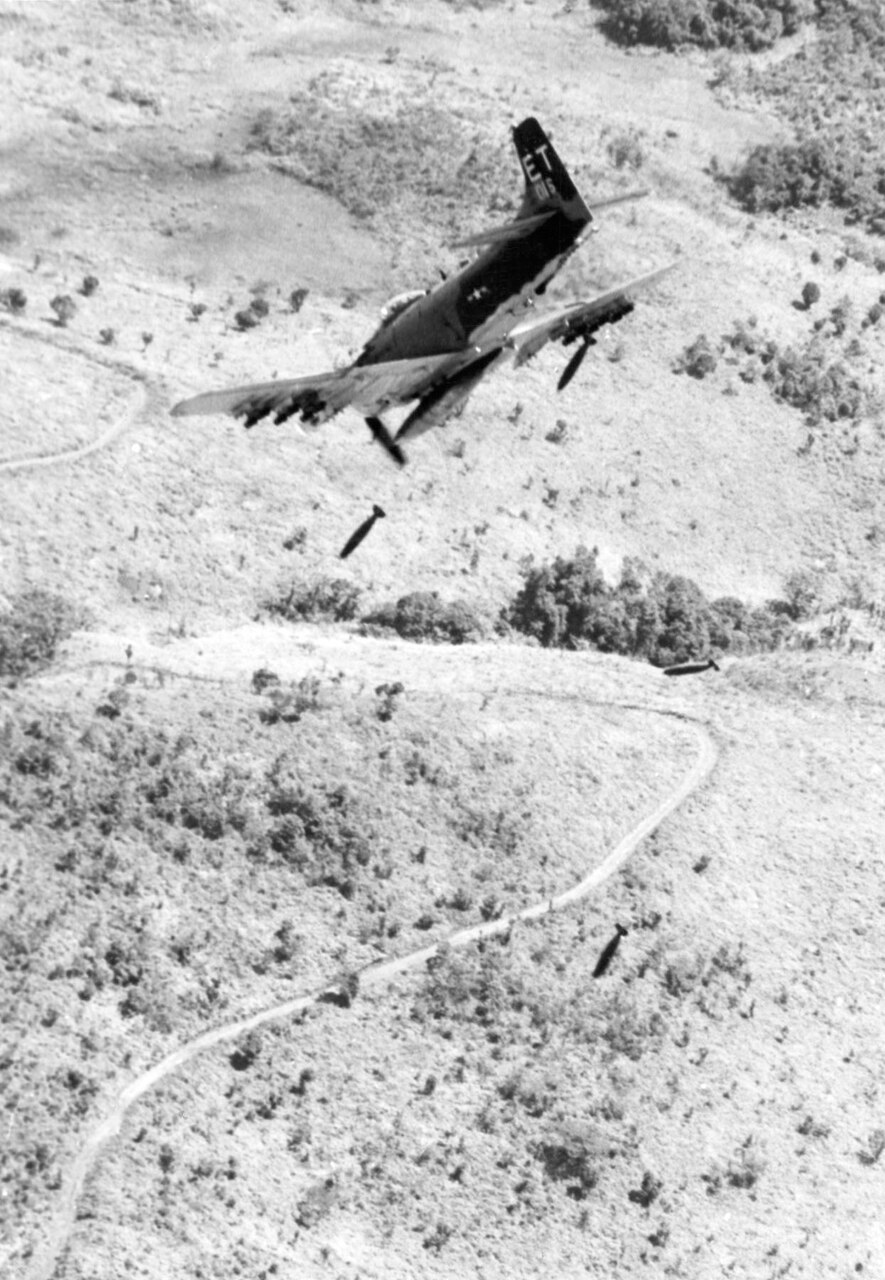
top-left (170, 354), bottom-right (457, 429)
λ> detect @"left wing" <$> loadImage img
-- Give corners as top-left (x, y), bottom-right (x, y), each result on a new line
top-left (171, 354), bottom-right (456, 428)
top-left (508, 262), bottom-right (676, 369)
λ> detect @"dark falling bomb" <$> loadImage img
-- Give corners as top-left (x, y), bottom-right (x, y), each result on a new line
top-left (592, 923), bottom-right (628, 978)
top-left (339, 504), bottom-right (386, 560)
top-left (663, 657), bottom-right (720, 677)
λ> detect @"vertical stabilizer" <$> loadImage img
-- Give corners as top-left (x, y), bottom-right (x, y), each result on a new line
top-left (513, 117), bottom-right (592, 226)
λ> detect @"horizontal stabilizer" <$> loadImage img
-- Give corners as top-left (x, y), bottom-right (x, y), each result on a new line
top-left (449, 210), bottom-right (556, 249)
top-left (587, 188), bottom-right (649, 211)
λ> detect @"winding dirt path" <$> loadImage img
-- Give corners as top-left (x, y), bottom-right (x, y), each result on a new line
top-left (27, 702), bottom-right (716, 1280)
top-left (0, 316), bottom-right (151, 474)
top-left (7, 316), bottom-right (718, 1277)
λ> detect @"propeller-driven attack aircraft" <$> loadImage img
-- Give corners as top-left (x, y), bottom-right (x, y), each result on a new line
top-left (172, 118), bottom-right (673, 465)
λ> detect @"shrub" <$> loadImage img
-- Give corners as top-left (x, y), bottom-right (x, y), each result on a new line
top-left (374, 681), bottom-right (404, 722)
top-left (674, 333), bottom-right (718, 379)
top-left (360, 592), bottom-right (485, 644)
top-left (0, 590), bottom-right (86, 684)
top-left (722, 315), bottom-right (874, 425)
top-left (764, 340), bottom-right (868, 423)
top-left (644, 573), bottom-right (711, 667)
top-left (264, 577), bottom-right (362, 623)
top-left (49, 295), bottom-right (77, 327)
top-left (801, 280), bottom-right (820, 309)
top-left (261, 777), bottom-right (374, 897)
top-left (857, 1128), bottom-right (885, 1167)
top-left (605, 126), bottom-right (645, 170)
top-left (259, 676), bottom-right (323, 724)
top-left (590, 0), bottom-right (812, 52)
top-left (782, 569), bottom-right (819, 620)
top-left (251, 667), bottom-right (280, 694)
top-left (503, 546), bottom-right (611, 649)
top-left (537, 1120), bottom-right (603, 1198)
top-left (628, 1170), bottom-right (663, 1207)
top-left (416, 943), bottom-right (538, 1033)
top-left (0, 287), bottom-right (26, 314)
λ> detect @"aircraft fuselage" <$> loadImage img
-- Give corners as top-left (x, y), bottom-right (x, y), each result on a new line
top-left (356, 208), bottom-right (588, 366)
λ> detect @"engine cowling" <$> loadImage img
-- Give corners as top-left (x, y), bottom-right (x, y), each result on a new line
top-left (378, 289), bottom-right (426, 327)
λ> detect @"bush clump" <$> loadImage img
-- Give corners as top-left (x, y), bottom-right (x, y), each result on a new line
top-left (590, 0), bottom-right (812, 52)
top-left (264, 578), bottom-right (362, 623)
top-left (537, 1120), bottom-right (603, 1197)
top-left (723, 5), bottom-right (885, 232)
top-left (360, 592), bottom-right (485, 644)
top-left (49, 295), bottom-right (77, 327)
top-left (726, 136), bottom-right (884, 220)
top-left (674, 333), bottom-right (718, 379)
top-left (0, 589), bottom-right (86, 684)
top-left (0, 287), bottom-right (26, 314)
top-left (257, 775), bottom-right (374, 898)
top-left (503, 548), bottom-right (796, 664)
top-left (720, 314), bottom-right (876, 425)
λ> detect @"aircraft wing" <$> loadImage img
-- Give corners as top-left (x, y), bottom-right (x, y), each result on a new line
top-left (171, 354), bottom-right (456, 428)
top-left (508, 262), bottom-right (676, 367)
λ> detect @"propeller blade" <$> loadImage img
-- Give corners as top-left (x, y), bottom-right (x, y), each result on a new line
top-left (557, 338), bottom-right (592, 392)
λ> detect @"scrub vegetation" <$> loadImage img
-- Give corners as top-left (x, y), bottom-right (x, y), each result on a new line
top-left (676, 307), bottom-right (882, 428)
top-left (248, 73), bottom-right (514, 238)
top-left (0, 589), bottom-right (87, 685)
top-left (2, 668), bottom-right (694, 1262)
top-left (722, 3), bottom-right (885, 232)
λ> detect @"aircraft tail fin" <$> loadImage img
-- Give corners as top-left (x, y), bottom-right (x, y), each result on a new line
top-left (513, 117), bottom-right (592, 226)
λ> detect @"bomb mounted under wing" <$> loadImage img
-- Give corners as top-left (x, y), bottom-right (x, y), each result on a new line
top-left (172, 117), bottom-right (675, 464)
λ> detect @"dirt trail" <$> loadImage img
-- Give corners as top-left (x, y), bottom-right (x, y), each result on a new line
top-left (0, 316), bottom-right (151, 473)
top-left (25, 682), bottom-right (715, 1280)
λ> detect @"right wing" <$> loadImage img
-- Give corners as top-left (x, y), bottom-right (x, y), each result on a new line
top-left (171, 354), bottom-right (455, 428)
top-left (508, 262), bottom-right (676, 367)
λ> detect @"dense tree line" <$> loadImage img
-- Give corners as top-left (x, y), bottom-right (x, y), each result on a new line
top-left (502, 548), bottom-right (802, 665)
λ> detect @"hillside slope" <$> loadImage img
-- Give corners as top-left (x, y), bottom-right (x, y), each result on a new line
top-left (2, 2), bottom-right (885, 1279)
